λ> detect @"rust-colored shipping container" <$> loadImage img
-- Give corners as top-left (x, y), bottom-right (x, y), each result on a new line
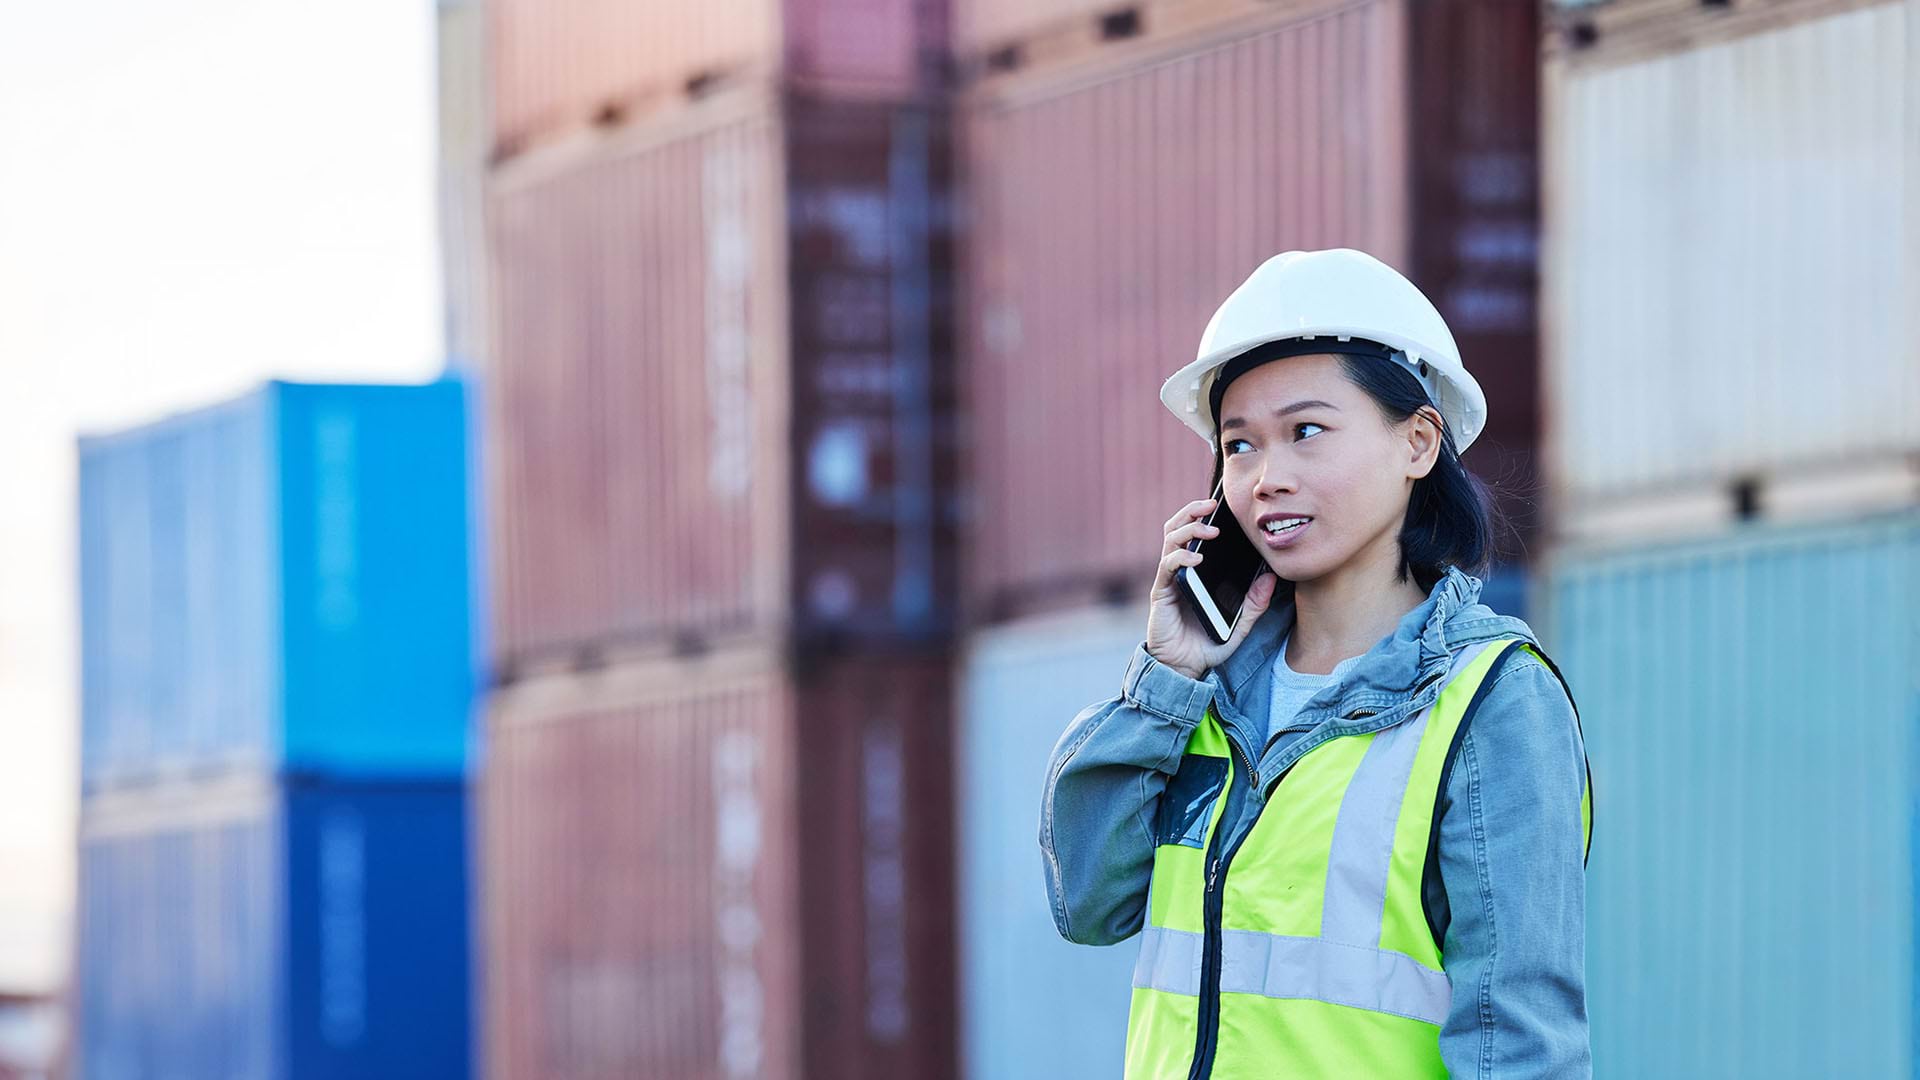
top-left (957, 0), bottom-right (1545, 622)
top-left (488, 0), bottom-right (951, 155)
top-left (484, 89), bottom-right (957, 676)
top-left (485, 91), bottom-right (789, 676)
top-left (480, 644), bottom-right (956, 1080)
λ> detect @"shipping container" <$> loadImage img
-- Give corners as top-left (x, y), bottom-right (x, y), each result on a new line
top-left (1536, 508), bottom-right (1920, 1077)
top-left (480, 644), bottom-right (955, 1080)
top-left (488, 0), bottom-right (949, 154)
top-left (485, 90), bottom-right (958, 675)
top-left (954, 605), bottom-right (1145, 1080)
top-left (959, 0), bottom-right (1547, 623)
top-left (73, 775), bottom-right (471, 1080)
top-left (77, 381), bottom-right (474, 791)
top-left (1541, 0), bottom-right (1920, 510)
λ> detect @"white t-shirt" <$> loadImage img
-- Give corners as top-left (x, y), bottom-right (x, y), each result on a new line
top-left (1268, 628), bottom-right (1365, 747)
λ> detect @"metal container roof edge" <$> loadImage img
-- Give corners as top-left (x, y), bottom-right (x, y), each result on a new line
top-left (1543, 0), bottom-right (1896, 68)
top-left (73, 378), bottom-right (463, 443)
top-left (486, 79), bottom-right (786, 192)
top-left (958, 0), bottom-right (1380, 108)
top-left (955, 0), bottom-right (1361, 69)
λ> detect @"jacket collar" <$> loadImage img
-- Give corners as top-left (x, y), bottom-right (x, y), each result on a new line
top-left (1205, 564), bottom-right (1539, 746)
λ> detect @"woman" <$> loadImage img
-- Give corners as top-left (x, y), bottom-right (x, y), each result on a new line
top-left (1039, 248), bottom-right (1592, 1078)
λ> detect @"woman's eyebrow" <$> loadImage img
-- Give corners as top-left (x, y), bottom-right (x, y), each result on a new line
top-left (1219, 399), bottom-right (1341, 431)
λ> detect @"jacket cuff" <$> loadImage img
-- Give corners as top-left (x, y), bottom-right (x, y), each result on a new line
top-left (1122, 642), bottom-right (1214, 724)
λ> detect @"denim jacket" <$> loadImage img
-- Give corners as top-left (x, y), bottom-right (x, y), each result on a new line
top-left (1039, 565), bottom-right (1592, 1077)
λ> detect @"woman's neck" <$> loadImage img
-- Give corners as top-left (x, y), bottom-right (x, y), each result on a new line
top-left (1284, 541), bottom-right (1429, 676)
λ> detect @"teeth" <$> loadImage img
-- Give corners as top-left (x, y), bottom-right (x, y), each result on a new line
top-left (1265, 518), bottom-right (1308, 534)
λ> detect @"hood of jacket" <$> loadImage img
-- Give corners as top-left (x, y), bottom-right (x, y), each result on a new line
top-left (1203, 564), bottom-right (1541, 760)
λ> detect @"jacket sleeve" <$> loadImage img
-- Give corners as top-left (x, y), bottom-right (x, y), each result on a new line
top-left (1435, 650), bottom-right (1593, 1079)
top-left (1038, 641), bottom-right (1215, 946)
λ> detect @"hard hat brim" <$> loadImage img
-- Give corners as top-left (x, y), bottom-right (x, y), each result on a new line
top-left (1159, 327), bottom-right (1488, 454)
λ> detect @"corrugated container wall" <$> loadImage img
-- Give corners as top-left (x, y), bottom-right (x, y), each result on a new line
top-left (959, 0), bottom-right (1545, 622)
top-left (74, 777), bottom-right (471, 1079)
top-left (439, 0), bottom-right (491, 371)
top-left (485, 92), bottom-right (957, 674)
top-left (1542, 0), bottom-right (1920, 508)
top-left (480, 649), bottom-right (954, 1080)
top-left (488, 0), bottom-right (949, 153)
top-left (1536, 510), bottom-right (1920, 1076)
top-left (955, 607), bottom-right (1145, 1079)
top-left (77, 381), bottom-right (473, 790)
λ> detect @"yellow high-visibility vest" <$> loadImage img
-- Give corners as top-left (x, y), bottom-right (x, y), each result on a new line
top-left (1124, 638), bottom-right (1592, 1078)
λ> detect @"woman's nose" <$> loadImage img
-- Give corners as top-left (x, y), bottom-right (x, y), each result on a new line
top-left (1256, 459), bottom-right (1297, 496)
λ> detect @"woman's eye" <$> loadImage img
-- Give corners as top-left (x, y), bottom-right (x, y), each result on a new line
top-left (1224, 438), bottom-right (1253, 455)
top-left (1295, 422), bottom-right (1325, 440)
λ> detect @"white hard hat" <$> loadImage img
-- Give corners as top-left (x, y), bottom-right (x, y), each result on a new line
top-left (1159, 247), bottom-right (1488, 454)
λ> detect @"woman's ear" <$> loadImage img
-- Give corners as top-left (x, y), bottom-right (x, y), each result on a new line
top-left (1405, 407), bottom-right (1442, 480)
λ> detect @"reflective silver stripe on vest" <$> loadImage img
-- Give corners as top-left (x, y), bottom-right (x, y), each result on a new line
top-left (1132, 920), bottom-right (1203, 996)
top-left (1132, 925), bottom-right (1452, 1025)
top-left (1319, 639), bottom-right (1496, 947)
top-left (1219, 929), bottom-right (1452, 1025)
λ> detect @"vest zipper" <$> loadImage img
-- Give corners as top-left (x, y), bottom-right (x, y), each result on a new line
top-left (1187, 730), bottom-right (1276, 1080)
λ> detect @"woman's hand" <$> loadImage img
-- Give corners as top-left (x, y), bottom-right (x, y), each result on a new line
top-left (1146, 497), bottom-right (1280, 680)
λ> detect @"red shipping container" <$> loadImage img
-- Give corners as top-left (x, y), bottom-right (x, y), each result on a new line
top-left (484, 90), bottom-right (958, 677)
top-left (479, 646), bottom-right (956, 1080)
top-left (488, 0), bottom-right (951, 154)
top-left (957, 0), bottom-right (1545, 622)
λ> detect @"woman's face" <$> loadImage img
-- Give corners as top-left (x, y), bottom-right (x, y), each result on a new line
top-left (1214, 353), bottom-right (1439, 584)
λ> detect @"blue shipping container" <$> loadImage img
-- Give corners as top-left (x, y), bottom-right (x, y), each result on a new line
top-left (77, 380), bottom-right (473, 789)
top-left (1539, 509), bottom-right (1920, 1077)
top-left (75, 776), bottom-right (471, 1079)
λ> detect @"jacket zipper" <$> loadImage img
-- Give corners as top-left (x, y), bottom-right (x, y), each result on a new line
top-left (1187, 728), bottom-right (1269, 1080)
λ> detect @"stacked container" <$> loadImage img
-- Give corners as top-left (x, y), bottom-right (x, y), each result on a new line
top-left (946, 0), bottom-right (1550, 1073)
top-left (473, 4), bottom-right (960, 1078)
top-left (1535, 0), bottom-right (1920, 1072)
top-left (72, 381), bottom-right (476, 1079)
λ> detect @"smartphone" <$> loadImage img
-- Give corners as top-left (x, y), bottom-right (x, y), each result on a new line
top-left (1178, 481), bottom-right (1269, 645)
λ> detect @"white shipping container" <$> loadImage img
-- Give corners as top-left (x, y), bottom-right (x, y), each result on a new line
top-left (956, 605), bottom-right (1150, 1080)
top-left (1542, 0), bottom-right (1920, 504)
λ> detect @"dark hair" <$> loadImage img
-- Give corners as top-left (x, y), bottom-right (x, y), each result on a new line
top-left (1208, 350), bottom-right (1511, 596)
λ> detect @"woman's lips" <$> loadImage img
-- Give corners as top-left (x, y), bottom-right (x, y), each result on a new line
top-left (1260, 517), bottom-right (1311, 549)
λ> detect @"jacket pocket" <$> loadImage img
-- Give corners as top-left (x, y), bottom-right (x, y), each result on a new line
top-left (1152, 754), bottom-right (1229, 849)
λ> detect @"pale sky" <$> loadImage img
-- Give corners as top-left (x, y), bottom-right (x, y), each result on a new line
top-left (0, 0), bottom-right (443, 992)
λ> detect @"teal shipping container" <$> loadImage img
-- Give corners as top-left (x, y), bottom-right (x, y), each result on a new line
top-left (957, 607), bottom-right (1146, 1079)
top-left (1538, 509), bottom-right (1920, 1077)
top-left (77, 380), bottom-right (473, 790)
